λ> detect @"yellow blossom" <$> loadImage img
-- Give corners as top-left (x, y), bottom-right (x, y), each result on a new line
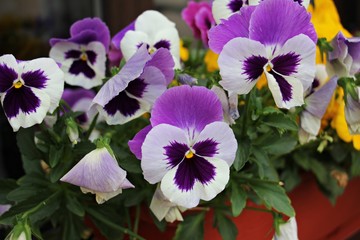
top-left (204, 50), bottom-right (219, 72)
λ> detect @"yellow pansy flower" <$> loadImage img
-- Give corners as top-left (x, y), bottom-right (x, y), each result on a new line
top-left (204, 49), bottom-right (219, 72)
top-left (180, 39), bottom-right (189, 62)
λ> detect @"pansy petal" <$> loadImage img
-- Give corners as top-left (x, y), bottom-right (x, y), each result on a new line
top-left (121, 31), bottom-right (150, 61)
top-left (61, 148), bottom-right (127, 192)
top-left (194, 121), bottom-right (237, 166)
top-left (145, 48), bottom-right (175, 84)
top-left (153, 28), bottom-right (180, 69)
top-left (137, 66), bottom-right (167, 105)
top-left (141, 124), bottom-right (189, 184)
top-left (20, 58), bottom-right (64, 113)
top-left (2, 87), bottom-right (50, 131)
top-left (272, 34), bottom-right (316, 92)
top-left (92, 45), bottom-right (151, 107)
top-left (306, 76), bottom-right (337, 118)
top-left (265, 70), bottom-right (304, 109)
top-left (209, 6), bottom-right (255, 53)
top-left (135, 10), bottom-right (175, 38)
top-left (160, 157), bottom-right (229, 208)
top-left (70, 17), bottom-right (111, 51)
top-left (128, 125), bottom-right (152, 160)
top-left (300, 111), bottom-right (320, 139)
top-left (0, 54), bottom-right (19, 93)
top-left (150, 86), bottom-right (223, 133)
top-left (218, 37), bottom-right (268, 95)
top-left (249, 0), bottom-right (317, 46)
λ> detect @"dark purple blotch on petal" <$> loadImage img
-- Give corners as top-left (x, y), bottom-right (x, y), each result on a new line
top-left (243, 55), bottom-right (268, 81)
top-left (104, 91), bottom-right (140, 117)
top-left (126, 78), bottom-right (147, 98)
top-left (174, 155), bottom-right (216, 191)
top-left (193, 139), bottom-right (218, 157)
top-left (3, 86), bottom-right (40, 118)
top-left (0, 64), bottom-right (18, 92)
top-left (293, 0), bottom-right (303, 5)
top-left (86, 50), bottom-right (97, 65)
top-left (271, 52), bottom-right (300, 76)
top-left (21, 70), bottom-right (48, 89)
top-left (269, 70), bottom-right (292, 102)
top-left (154, 40), bottom-right (171, 50)
top-left (69, 60), bottom-right (96, 79)
top-left (227, 0), bottom-right (245, 13)
top-left (65, 50), bottom-right (82, 59)
top-left (164, 141), bottom-right (189, 168)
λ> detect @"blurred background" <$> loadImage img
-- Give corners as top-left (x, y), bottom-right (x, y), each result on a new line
top-left (0, 0), bottom-right (359, 177)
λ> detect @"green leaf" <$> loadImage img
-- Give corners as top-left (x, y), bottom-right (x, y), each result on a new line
top-left (309, 160), bottom-right (328, 185)
top-left (66, 195), bottom-right (85, 217)
top-left (249, 180), bottom-right (295, 217)
top-left (73, 140), bottom-right (96, 156)
top-left (174, 212), bottom-right (205, 240)
top-left (261, 113), bottom-right (298, 132)
top-left (280, 167), bottom-right (301, 192)
top-left (214, 211), bottom-right (238, 240)
top-left (48, 145), bottom-right (64, 168)
top-left (230, 183), bottom-right (247, 217)
top-left (62, 211), bottom-right (84, 240)
top-left (17, 127), bottom-right (42, 160)
top-left (251, 148), bottom-right (270, 179)
top-left (49, 146), bottom-right (74, 183)
top-left (7, 186), bottom-right (40, 202)
top-left (351, 151), bottom-right (360, 177)
top-left (0, 179), bottom-right (17, 204)
top-left (233, 138), bottom-right (251, 171)
top-left (260, 135), bottom-right (297, 155)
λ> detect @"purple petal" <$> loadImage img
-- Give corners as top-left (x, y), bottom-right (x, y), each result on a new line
top-left (208, 6), bottom-right (255, 53)
top-left (305, 76), bottom-right (338, 118)
top-left (0, 204), bottom-right (11, 216)
top-left (125, 78), bottom-right (148, 98)
top-left (61, 148), bottom-right (128, 192)
top-left (164, 141), bottom-right (189, 168)
top-left (50, 31), bottom-right (98, 47)
top-left (21, 69), bottom-right (48, 89)
top-left (182, 1), bottom-right (208, 39)
top-left (62, 88), bottom-right (96, 108)
top-left (228, 0), bottom-right (246, 12)
top-left (243, 55), bottom-right (268, 81)
top-left (154, 40), bottom-right (171, 50)
top-left (65, 49), bottom-right (82, 59)
top-left (0, 63), bottom-right (18, 92)
top-left (249, 0), bottom-right (317, 46)
top-left (128, 125), bottom-right (152, 160)
top-left (174, 155), bottom-right (216, 191)
top-left (111, 21), bottom-right (136, 50)
top-left (145, 48), bottom-right (175, 84)
top-left (70, 18), bottom-right (110, 52)
top-left (269, 70), bottom-right (293, 102)
top-left (194, 6), bottom-right (215, 46)
top-left (193, 139), bottom-right (219, 157)
top-left (150, 86), bottom-right (223, 133)
top-left (3, 86), bottom-right (40, 118)
top-left (103, 91), bottom-right (140, 117)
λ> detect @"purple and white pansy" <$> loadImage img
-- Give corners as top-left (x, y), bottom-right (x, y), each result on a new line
top-left (209, 0), bottom-right (317, 109)
top-left (0, 54), bottom-right (64, 131)
top-left (129, 86), bottom-right (237, 208)
top-left (49, 18), bottom-right (110, 89)
top-left (344, 86), bottom-right (360, 135)
top-left (120, 10), bottom-right (181, 69)
top-left (92, 45), bottom-right (174, 125)
top-left (212, 0), bottom-right (309, 24)
top-left (61, 146), bottom-right (134, 204)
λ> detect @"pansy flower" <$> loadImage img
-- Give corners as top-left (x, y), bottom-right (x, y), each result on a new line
top-left (327, 31), bottom-right (360, 78)
top-left (212, 0), bottom-right (309, 24)
top-left (92, 45), bottom-right (174, 125)
top-left (129, 86), bottom-right (237, 208)
top-left (0, 54), bottom-right (64, 131)
top-left (211, 86), bottom-right (239, 125)
top-left (0, 204), bottom-right (11, 216)
top-left (209, 0), bottom-right (317, 109)
top-left (344, 86), bottom-right (360, 135)
top-left (49, 18), bottom-right (110, 89)
top-left (120, 10), bottom-right (181, 69)
top-left (61, 146), bottom-right (134, 204)
top-left (299, 71), bottom-right (337, 144)
top-left (182, 1), bottom-right (215, 47)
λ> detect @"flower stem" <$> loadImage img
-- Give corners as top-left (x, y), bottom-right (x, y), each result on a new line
top-left (132, 205), bottom-right (141, 240)
top-left (85, 113), bottom-right (99, 140)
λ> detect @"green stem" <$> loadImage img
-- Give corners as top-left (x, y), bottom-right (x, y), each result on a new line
top-left (22, 191), bottom-right (61, 219)
top-left (85, 113), bottom-right (99, 140)
top-left (241, 91), bottom-right (252, 137)
top-left (132, 205), bottom-right (141, 240)
top-left (86, 208), bottom-right (145, 240)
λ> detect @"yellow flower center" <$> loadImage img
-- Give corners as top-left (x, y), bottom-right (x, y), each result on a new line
top-left (13, 81), bottom-right (23, 89)
top-left (185, 150), bottom-right (194, 159)
top-left (266, 65), bottom-right (272, 72)
top-left (149, 47), bottom-right (156, 54)
top-left (80, 53), bottom-right (87, 61)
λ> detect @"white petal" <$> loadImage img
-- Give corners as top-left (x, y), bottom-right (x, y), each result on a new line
top-left (274, 217), bottom-right (299, 240)
top-left (153, 28), bottom-right (180, 69)
top-left (135, 10), bottom-right (175, 38)
top-left (219, 37), bottom-right (268, 95)
top-left (194, 121), bottom-right (237, 166)
top-left (20, 58), bottom-right (64, 113)
top-left (212, 0), bottom-right (233, 24)
top-left (265, 71), bottom-right (304, 109)
top-left (2, 87), bottom-right (50, 131)
top-left (141, 124), bottom-right (189, 184)
top-left (121, 31), bottom-right (149, 61)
